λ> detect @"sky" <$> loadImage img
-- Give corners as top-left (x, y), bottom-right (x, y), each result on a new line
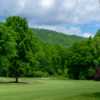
top-left (0, 0), bottom-right (100, 37)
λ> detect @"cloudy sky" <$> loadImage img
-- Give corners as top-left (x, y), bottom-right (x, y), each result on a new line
top-left (0, 0), bottom-right (100, 37)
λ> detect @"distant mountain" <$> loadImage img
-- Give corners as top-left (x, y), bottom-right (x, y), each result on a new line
top-left (32, 28), bottom-right (86, 47)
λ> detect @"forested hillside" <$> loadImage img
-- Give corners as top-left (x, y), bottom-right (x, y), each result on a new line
top-left (32, 28), bottom-right (85, 47)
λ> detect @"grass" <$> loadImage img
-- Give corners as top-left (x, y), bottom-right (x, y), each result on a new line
top-left (0, 78), bottom-right (99, 100)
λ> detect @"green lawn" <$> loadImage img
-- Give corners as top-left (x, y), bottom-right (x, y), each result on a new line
top-left (0, 78), bottom-right (99, 100)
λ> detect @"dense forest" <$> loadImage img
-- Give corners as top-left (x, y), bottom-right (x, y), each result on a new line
top-left (0, 16), bottom-right (100, 82)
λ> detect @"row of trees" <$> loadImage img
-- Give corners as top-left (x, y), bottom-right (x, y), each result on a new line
top-left (0, 16), bottom-right (100, 82)
top-left (67, 33), bottom-right (100, 80)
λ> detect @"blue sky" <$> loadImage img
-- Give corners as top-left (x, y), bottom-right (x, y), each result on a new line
top-left (0, 0), bottom-right (100, 37)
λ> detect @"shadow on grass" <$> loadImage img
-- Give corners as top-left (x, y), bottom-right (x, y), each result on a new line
top-left (86, 92), bottom-right (100, 98)
top-left (66, 92), bottom-right (100, 100)
top-left (0, 81), bottom-right (28, 84)
top-left (93, 92), bottom-right (100, 98)
top-left (80, 92), bottom-right (100, 99)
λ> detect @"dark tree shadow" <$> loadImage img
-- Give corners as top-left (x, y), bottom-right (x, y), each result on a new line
top-left (0, 81), bottom-right (28, 84)
top-left (92, 92), bottom-right (100, 98)
top-left (81, 92), bottom-right (100, 98)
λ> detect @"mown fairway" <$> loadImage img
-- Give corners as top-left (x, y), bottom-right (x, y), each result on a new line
top-left (0, 78), bottom-right (99, 100)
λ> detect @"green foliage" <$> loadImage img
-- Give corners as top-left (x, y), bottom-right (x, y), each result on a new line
top-left (5, 16), bottom-right (28, 33)
top-left (95, 29), bottom-right (100, 38)
top-left (33, 71), bottom-right (49, 77)
top-left (67, 35), bottom-right (100, 80)
top-left (32, 28), bottom-right (85, 47)
top-left (0, 24), bottom-right (16, 76)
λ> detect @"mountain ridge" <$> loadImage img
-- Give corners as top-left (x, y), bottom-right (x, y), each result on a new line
top-left (32, 28), bottom-right (86, 47)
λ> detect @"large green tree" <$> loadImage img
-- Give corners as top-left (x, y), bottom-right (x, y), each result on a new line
top-left (5, 16), bottom-right (40, 82)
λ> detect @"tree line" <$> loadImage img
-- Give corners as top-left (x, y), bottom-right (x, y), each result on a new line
top-left (0, 16), bottom-right (100, 82)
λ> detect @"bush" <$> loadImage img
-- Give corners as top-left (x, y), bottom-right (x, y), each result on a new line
top-left (33, 71), bottom-right (49, 77)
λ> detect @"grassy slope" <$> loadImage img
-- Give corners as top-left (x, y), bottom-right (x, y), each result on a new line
top-left (0, 78), bottom-right (99, 100)
top-left (33, 28), bottom-right (85, 47)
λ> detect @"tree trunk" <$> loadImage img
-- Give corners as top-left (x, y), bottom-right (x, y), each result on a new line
top-left (15, 76), bottom-right (19, 83)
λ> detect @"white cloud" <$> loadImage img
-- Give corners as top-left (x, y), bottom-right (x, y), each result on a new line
top-left (0, 0), bottom-right (100, 24)
top-left (40, 0), bottom-right (55, 9)
top-left (18, 0), bottom-right (26, 9)
top-left (0, 0), bottom-right (99, 36)
top-left (82, 32), bottom-right (94, 37)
